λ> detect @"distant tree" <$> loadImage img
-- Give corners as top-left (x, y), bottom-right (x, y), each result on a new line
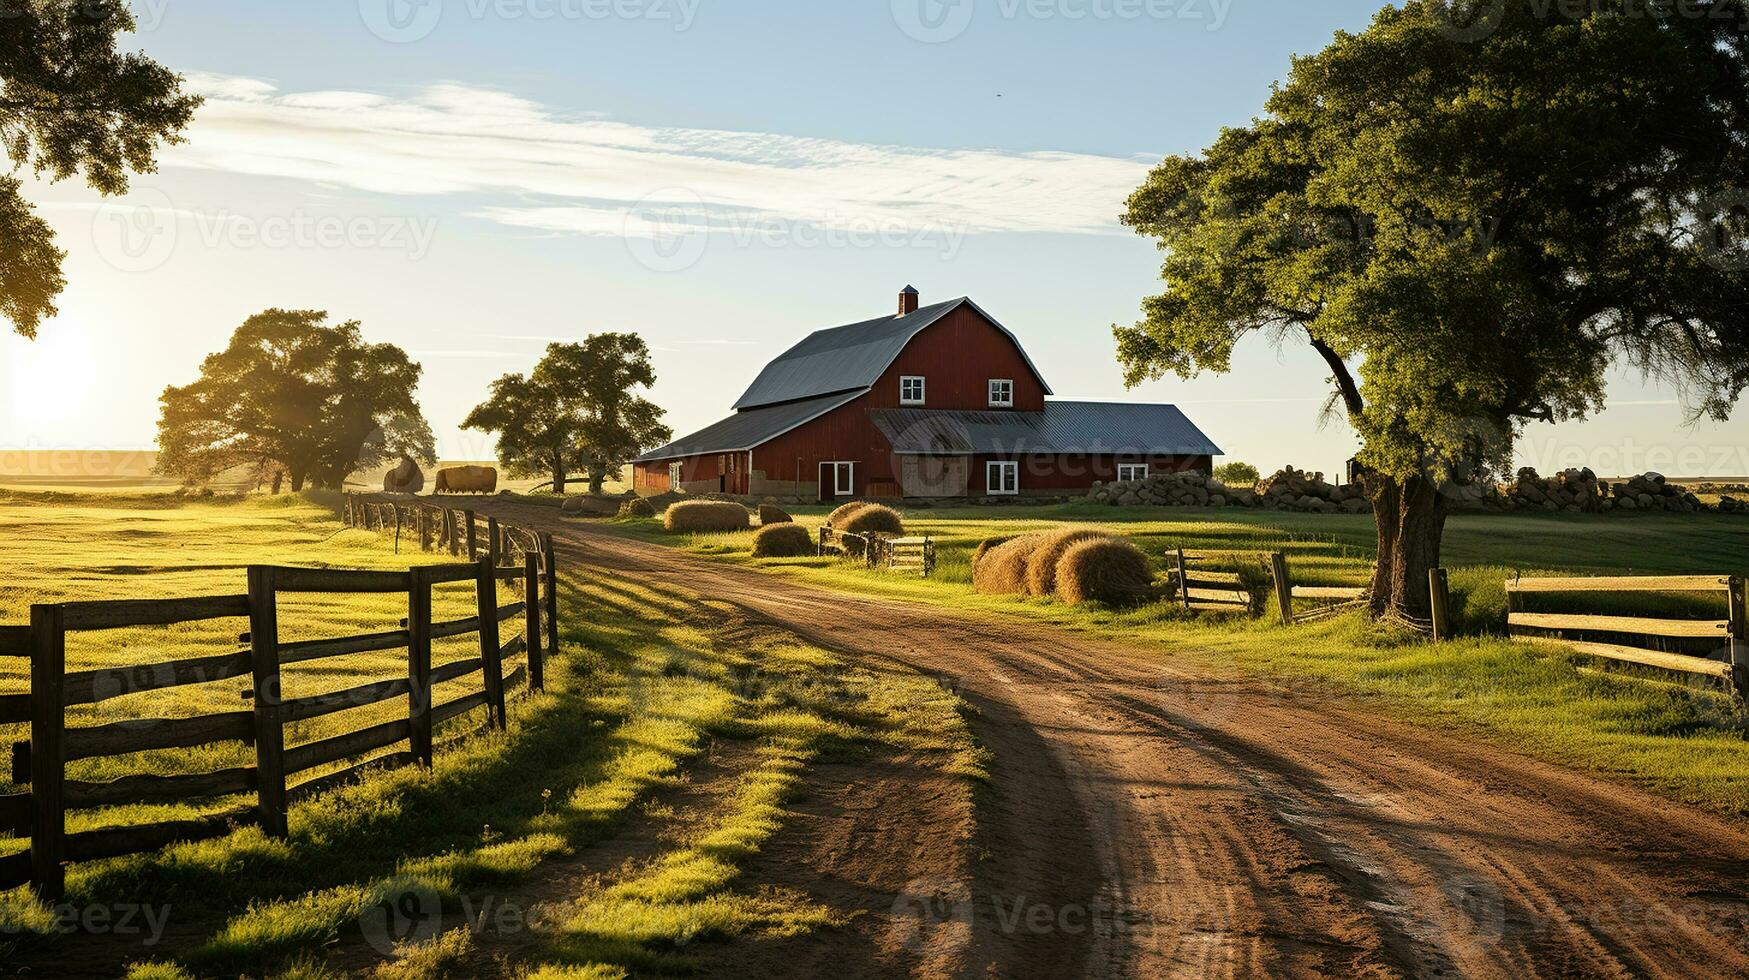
top-left (1213, 461), bottom-right (1260, 488)
top-left (155, 310), bottom-right (433, 491)
top-left (1, 1), bottom-right (200, 337)
top-left (1118, 1), bottom-right (1749, 618)
top-left (463, 334), bottom-right (670, 495)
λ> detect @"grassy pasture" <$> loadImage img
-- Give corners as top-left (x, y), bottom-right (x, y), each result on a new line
top-left (610, 501), bottom-right (1749, 815)
top-left (0, 490), bottom-right (981, 979)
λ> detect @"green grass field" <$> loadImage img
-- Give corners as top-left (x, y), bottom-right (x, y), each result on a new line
top-left (608, 501), bottom-right (1749, 816)
top-left (0, 490), bottom-right (981, 978)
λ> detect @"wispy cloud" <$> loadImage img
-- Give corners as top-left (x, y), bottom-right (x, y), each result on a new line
top-left (169, 73), bottom-right (1152, 240)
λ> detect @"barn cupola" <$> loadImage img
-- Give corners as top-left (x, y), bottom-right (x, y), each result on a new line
top-left (898, 285), bottom-right (920, 316)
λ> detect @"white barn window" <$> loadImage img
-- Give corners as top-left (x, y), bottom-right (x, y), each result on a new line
top-left (988, 379), bottom-right (1014, 407)
top-left (900, 376), bottom-right (926, 405)
top-left (1118, 463), bottom-right (1149, 482)
top-left (987, 460), bottom-right (1018, 495)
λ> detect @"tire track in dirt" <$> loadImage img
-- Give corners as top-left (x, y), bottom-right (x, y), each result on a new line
top-left (491, 503), bottom-right (1749, 978)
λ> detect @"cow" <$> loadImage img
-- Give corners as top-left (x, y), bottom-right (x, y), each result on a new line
top-left (435, 465), bottom-right (497, 494)
top-left (382, 455), bottom-right (425, 494)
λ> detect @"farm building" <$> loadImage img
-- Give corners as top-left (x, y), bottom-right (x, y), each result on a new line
top-left (632, 288), bottom-right (1221, 500)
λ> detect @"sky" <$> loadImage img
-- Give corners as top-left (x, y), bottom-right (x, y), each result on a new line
top-left (4, 0), bottom-right (1746, 480)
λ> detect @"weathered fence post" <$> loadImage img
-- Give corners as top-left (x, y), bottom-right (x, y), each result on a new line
top-left (541, 533), bottom-right (559, 667)
top-left (344, 494), bottom-right (354, 527)
top-left (418, 506), bottom-right (432, 552)
top-left (817, 525), bottom-right (828, 557)
top-left (28, 604), bottom-right (66, 901)
top-left (465, 511), bottom-right (479, 561)
top-left (393, 505), bottom-right (403, 554)
top-left (1729, 576), bottom-right (1747, 700)
top-left (1270, 552), bottom-right (1294, 625)
top-left (487, 516), bottom-right (501, 568)
top-left (1175, 549), bottom-right (1192, 610)
top-left (1428, 568), bottom-right (1452, 642)
top-left (442, 509), bottom-right (456, 555)
top-left (475, 557), bottom-right (507, 729)
top-left (246, 567), bottom-right (289, 839)
top-left (407, 567), bottom-right (434, 766)
top-left (524, 553), bottom-right (544, 693)
top-left (923, 536), bottom-right (937, 578)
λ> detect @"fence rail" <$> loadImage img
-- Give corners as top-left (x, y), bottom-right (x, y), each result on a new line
top-left (1506, 573), bottom-right (1747, 696)
top-left (817, 524), bottom-right (937, 577)
top-left (0, 504), bottom-right (558, 900)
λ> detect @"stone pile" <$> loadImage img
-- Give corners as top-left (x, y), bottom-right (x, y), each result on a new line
top-left (1600, 472), bottom-right (1704, 513)
top-left (1258, 466), bottom-right (1372, 514)
top-left (1503, 467), bottom-right (1601, 512)
top-left (1087, 469), bottom-right (1260, 508)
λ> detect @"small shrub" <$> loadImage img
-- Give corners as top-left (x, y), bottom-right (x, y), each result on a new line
top-left (663, 500), bottom-right (750, 533)
top-left (752, 522), bottom-right (814, 558)
top-left (826, 500), bottom-right (868, 526)
top-left (619, 497), bottom-right (657, 518)
top-left (1023, 528), bottom-right (1111, 597)
top-left (973, 534), bottom-right (1045, 595)
top-left (1055, 539), bottom-right (1154, 607)
top-left (1213, 461), bottom-right (1261, 487)
top-left (758, 504), bottom-right (792, 525)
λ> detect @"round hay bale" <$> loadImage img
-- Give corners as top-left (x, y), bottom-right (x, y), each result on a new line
top-left (663, 500), bottom-right (750, 533)
top-left (839, 503), bottom-right (903, 556)
top-left (619, 497), bottom-right (657, 518)
top-left (751, 522), bottom-right (814, 558)
top-left (827, 500), bottom-right (869, 526)
top-left (972, 534), bottom-right (1046, 595)
top-left (1023, 528), bottom-right (1112, 597)
top-left (1055, 538), bottom-right (1154, 607)
top-left (971, 536), bottom-right (1015, 572)
top-left (758, 504), bottom-right (792, 525)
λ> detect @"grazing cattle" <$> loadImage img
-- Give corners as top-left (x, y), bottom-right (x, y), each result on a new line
top-left (382, 455), bottom-right (425, 494)
top-left (435, 465), bottom-right (497, 494)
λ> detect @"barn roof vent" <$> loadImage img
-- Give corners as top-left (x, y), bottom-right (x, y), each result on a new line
top-left (898, 285), bottom-right (920, 316)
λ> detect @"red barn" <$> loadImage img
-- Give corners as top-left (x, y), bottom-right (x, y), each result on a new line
top-left (632, 288), bottom-right (1221, 500)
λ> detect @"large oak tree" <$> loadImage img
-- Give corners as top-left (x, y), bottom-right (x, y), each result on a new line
top-left (1, 0), bottom-right (199, 337)
top-left (1119, 0), bottom-right (1749, 618)
top-left (155, 310), bottom-right (435, 491)
top-left (463, 334), bottom-right (670, 494)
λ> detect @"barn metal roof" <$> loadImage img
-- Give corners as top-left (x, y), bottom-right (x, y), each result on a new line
top-left (731, 297), bottom-right (1053, 410)
top-left (871, 402), bottom-right (1223, 456)
top-left (633, 390), bottom-right (863, 462)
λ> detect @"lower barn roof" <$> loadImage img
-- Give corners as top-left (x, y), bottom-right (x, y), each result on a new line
top-left (633, 390), bottom-right (863, 463)
top-left (872, 402), bottom-right (1222, 456)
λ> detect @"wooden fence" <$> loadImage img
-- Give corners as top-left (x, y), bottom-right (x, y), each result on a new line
top-left (1507, 573), bottom-right (1748, 697)
top-left (1167, 549), bottom-right (1374, 625)
top-left (816, 523), bottom-right (937, 577)
top-left (0, 509), bottom-right (557, 901)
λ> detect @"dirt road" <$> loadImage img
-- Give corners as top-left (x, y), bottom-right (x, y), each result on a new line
top-left (500, 503), bottom-right (1749, 978)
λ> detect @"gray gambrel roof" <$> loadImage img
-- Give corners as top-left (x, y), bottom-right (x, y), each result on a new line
top-left (731, 297), bottom-right (1053, 410)
top-left (871, 403), bottom-right (1222, 457)
top-left (633, 390), bottom-right (862, 463)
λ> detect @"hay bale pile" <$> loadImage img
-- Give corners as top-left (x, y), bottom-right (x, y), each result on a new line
top-left (971, 527), bottom-right (1155, 607)
top-left (758, 504), bottom-right (792, 525)
top-left (751, 522), bottom-right (814, 557)
top-left (1055, 538), bottom-right (1154, 606)
top-left (838, 503), bottom-right (903, 555)
top-left (619, 497), bottom-right (657, 518)
top-left (827, 501), bottom-right (869, 525)
top-left (663, 500), bottom-right (751, 533)
top-left (1600, 472), bottom-right (1704, 513)
top-left (1087, 470), bottom-right (1260, 509)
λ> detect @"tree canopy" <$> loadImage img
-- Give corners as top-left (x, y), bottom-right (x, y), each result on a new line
top-left (155, 310), bottom-right (434, 491)
top-left (463, 334), bottom-right (671, 495)
top-left (1, 0), bottom-right (200, 337)
top-left (1119, 0), bottom-right (1749, 615)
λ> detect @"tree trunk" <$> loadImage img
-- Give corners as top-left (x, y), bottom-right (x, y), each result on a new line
top-left (588, 467), bottom-right (606, 495)
top-left (550, 451), bottom-right (567, 495)
top-left (271, 471), bottom-right (283, 494)
top-left (290, 470), bottom-right (306, 493)
top-left (1365, 472), bottom-right (1449, 620)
